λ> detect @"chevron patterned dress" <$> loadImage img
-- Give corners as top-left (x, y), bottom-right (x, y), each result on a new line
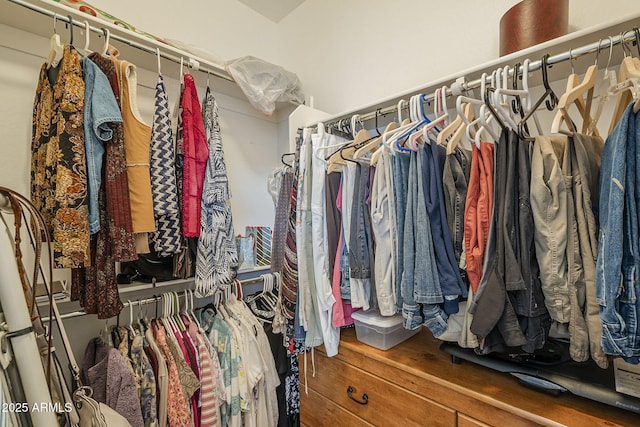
top-left (149, 74), bottom-right (182, 256)
top-left (195, 88), bottom-right (239, 297)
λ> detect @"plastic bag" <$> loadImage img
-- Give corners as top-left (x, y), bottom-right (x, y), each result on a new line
top-left (226, 56), bottom-right (305, 116)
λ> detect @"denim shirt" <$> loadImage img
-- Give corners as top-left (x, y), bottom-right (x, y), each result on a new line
top-left (596, 104), bottom-right (640, 363)
top-left (82, 57), bottom-right (122, 234)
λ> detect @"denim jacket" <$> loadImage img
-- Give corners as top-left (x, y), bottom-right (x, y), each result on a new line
top-left (596, 104), bottom-right (640, 363)
top-left (82, 58), bottom-right (122, 234)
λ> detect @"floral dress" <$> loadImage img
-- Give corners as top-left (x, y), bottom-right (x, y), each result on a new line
top-left (31, 45), bottom-right (90, 268)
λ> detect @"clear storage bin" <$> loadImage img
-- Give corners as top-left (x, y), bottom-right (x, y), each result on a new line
top-left (350, 310), bottom-right (420, 350)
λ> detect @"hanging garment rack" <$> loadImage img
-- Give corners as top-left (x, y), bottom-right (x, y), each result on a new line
top-left (313, 26), bottom-right (640, 132)
top-left (7, 0), bottom-right (234, 83)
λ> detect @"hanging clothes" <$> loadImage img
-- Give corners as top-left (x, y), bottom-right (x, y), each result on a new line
top-left (70, 52), bottom-right (138, 320)
top-left (195, 88), bottom-right (238, 297)
top-left (81, 338), bottom-right (145, 427)
top-left (181, 73), bottom-right (209, 238)
top-left (597, 104), bottom-right (639, 364)
top-left (31, 45), bottom-right (90, 269)
top-left (112, 54), bottom-right (155, 253)
top-left (87, 51), bottom-right (137, 261)
top-left (149, 74), bottom-right (182, 256)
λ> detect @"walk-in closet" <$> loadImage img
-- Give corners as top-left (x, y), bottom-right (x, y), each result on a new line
top-left (2, 0), bottom-right (640, 426)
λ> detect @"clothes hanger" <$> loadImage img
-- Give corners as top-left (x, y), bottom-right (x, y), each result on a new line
top-left (492, 66), bottom-right (525, 129)
top-left (99, 27), bottom-right (110, 56)
top-left (588, 37), bottom-right (617, 135)
top-left (421, 85), bottom-right (450, 143)
top-left (156, 47), bottom-right (162, 76)
top-left (79, 20), bottom-right (92, 55)
top-left (518, 54), bottom-right (559, 139)
top-left (440, 101), bottom-right (474, 154)
top-left (45, 14), bottom-right (64, 68)
top-left (407, 90), bottom-right (437, 151)
top-left (390, 94), bottom-right (433, 153)
top-left (609, 29), bottom-right (640, 132)
top-left (552, 45), bottom-right (600, 135)
top-left (353, 109), bottom-right (389, 159)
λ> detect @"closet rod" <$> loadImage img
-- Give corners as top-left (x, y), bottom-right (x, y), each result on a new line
top-left (8, 0), bottom-right (234, 83)
top-left (320, 27), bottom-right (639, 131)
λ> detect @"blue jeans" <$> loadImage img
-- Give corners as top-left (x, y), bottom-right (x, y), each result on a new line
top-left (401, 149), bottom-right (447, 336)
top-left (597, 104), bottom-right (640, 363)
top-left (422, 142), bottom-right (467, 310)
top-left (393, 153), bottom-right (411, 314)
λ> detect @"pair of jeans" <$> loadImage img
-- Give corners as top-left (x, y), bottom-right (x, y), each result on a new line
top-left (349, 163), bottom-right (373, 311)
top-left (371, 151), bottom-right (398, 316)
top-left (392, 153), bottom-right (411, 314)
top-left (422, 142), bottom-right (467, 312)
top-left (401, 149), bottom-right (447, 336)
top-left (443, 146), bottom-right (472, 284)
top-left (464, 142), bottom-right (495, 293)
top-left (597, 104), bottom-right (640, 364)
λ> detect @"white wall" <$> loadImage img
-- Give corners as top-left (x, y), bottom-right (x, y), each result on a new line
top-left (87, 0), bottom-right (281, 65)
top-left (276, 0), bottom-right (640, 114)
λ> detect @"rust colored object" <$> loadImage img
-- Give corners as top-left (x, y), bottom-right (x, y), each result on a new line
top-left (500, 0), bottom-right (569, 56)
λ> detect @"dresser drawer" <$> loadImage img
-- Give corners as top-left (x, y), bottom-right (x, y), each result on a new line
top-left (302, 351), bottom-right (456, 427)
top-left (457, 414), bottom-right (491, 427)
top-left (301, 387), bottom-right (373, 427)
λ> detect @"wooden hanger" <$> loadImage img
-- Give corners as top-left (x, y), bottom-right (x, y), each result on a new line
top-left (609, 30), bottom-right (640, 132)
top-left (441, 102), bottom-right (474, 154)
top-left (551, 46), bottom-right (600, 135)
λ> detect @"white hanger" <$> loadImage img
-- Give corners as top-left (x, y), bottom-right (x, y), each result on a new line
top-left (180, 57), bottom-right (184, 84)
top-left (45, 14), bottom-right (64, 68)
top-left (492, 66), bottom-right (523, 129)
top-left (156, 48), bottom-right (162, 75)
top-left (422, 85), bottom-right (450, 139)
top-left (100, 27), bottom-right (110, 56)
top-left (80, 20), bottom-right (91, 55)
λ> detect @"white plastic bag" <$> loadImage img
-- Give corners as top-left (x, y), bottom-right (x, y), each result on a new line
top-left (226, 56), bottom-right (305, 116)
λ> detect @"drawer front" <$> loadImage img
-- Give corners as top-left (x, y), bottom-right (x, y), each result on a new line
top-left (301, 387), bottom-right (373, 427)
top-left (303, 352), bottom-right (456, 427)
top-left (457, 414), bottom-right (491, 427)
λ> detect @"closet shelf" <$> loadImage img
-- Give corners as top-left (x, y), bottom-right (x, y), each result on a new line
top-left (306, 12), bottom-right (640, 129)
top-left (0, 0), bottom-right (298, 111)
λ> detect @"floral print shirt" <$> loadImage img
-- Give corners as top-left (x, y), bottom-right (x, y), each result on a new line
top-left (31, 45), bottom-right (90, 268)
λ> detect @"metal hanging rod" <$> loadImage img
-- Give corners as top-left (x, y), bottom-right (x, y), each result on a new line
top-left (321, 27), bottom-right (640, 131)
top-left (7, 0), bottom-right (234, 83)
top-left (41, 273), bottom-right (276, 321)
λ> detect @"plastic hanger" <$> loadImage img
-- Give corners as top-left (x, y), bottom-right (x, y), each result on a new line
top-left (45, 14), bottom-right (64, 68)
top-left (493, 66), bottom-right (525, 129)
top-left (99, 27), bottom-right (110, 56)
top-left (156, 48), bottom-right (162, 76)
top-left (80, 20), bottom-right (92, 55)
top-left (458, 73), bottom-right (491, 145)
top-left (518, 55), bottom-right (558, 139)
top-left (390, 94), bottom-right (433, 153)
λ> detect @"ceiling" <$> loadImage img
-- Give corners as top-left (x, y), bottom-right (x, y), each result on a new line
top-left (236, 0), bottom-right (306, 23)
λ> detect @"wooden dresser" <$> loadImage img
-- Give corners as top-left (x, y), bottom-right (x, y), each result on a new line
top-left (300, 328), bottom-right (638, 426)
